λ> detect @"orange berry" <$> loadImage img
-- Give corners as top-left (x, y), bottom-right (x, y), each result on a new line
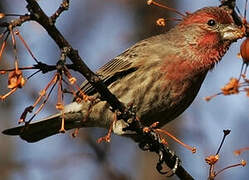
top-left (240, 38), bottom-right (249, 63)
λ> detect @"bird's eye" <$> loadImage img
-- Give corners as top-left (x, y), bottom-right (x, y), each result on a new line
top-left (207, 19), bottom-right (216, 26)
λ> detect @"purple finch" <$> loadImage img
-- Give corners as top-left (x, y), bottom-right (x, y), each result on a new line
top-left (2, 6), bottom-right (245, 142)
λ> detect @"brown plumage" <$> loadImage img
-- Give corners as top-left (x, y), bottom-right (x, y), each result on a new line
top-left (2, 6), bottom-right (245, 142)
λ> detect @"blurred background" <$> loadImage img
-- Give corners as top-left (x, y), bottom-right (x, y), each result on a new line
top-left (0, 0), bottom-right (249, 179)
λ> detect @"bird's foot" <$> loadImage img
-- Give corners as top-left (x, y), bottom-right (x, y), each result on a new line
top-left (156, 145), bottom-right (181, 176)
top-left (138, 126), bottom-right (181, 176)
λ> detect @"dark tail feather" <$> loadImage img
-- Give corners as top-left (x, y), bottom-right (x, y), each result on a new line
top-left (2, 114), bottom-right (82, 143)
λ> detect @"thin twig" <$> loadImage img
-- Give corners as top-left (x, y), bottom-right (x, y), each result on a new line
top-left (50, 0), bottom-right (70, 23)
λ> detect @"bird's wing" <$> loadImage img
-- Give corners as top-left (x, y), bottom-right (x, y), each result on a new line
top-left (78, 47), bottom-right (141, 96)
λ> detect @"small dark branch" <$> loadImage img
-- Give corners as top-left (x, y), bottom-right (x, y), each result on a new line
top-left (34, 62), bottom-right (56, 73)
top-left (50, 0), bottom-right (70, 23)
top-left (0, 62), bottom-right (79, 74)
top-left (0, 14), bottom-right (31, 28)
top-left (216, 129), bottom-right (231, 155)
top-left (0, 62), bottom-right (56, 73)
top-left (34, 62), bottom-right (77, 74)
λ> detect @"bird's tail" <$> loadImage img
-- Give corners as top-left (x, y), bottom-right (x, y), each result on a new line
top-left (2, 112), bottom-right (83, 143)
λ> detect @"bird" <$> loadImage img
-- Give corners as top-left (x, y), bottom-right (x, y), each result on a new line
top-left (2, 6), bottom-right (245, 143)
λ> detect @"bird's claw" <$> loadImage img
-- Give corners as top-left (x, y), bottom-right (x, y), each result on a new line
top-left (156, 146), bottom-right (181, 176)
top-left (138, 128), bottom-right (181, 177)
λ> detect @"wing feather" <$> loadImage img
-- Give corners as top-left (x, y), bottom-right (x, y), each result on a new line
top-left (76, 37), bottom-right (158, 96)
top-left (77, 47), bottom-right (141, 96)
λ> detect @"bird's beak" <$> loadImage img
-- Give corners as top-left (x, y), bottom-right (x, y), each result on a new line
top-left (220, 24), bottom-right (245, 41)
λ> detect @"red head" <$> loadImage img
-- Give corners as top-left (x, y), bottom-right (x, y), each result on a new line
top-left (178, 7), bottom-right (244, 69)
top-left (162, 7), bottom-right (245, 81)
